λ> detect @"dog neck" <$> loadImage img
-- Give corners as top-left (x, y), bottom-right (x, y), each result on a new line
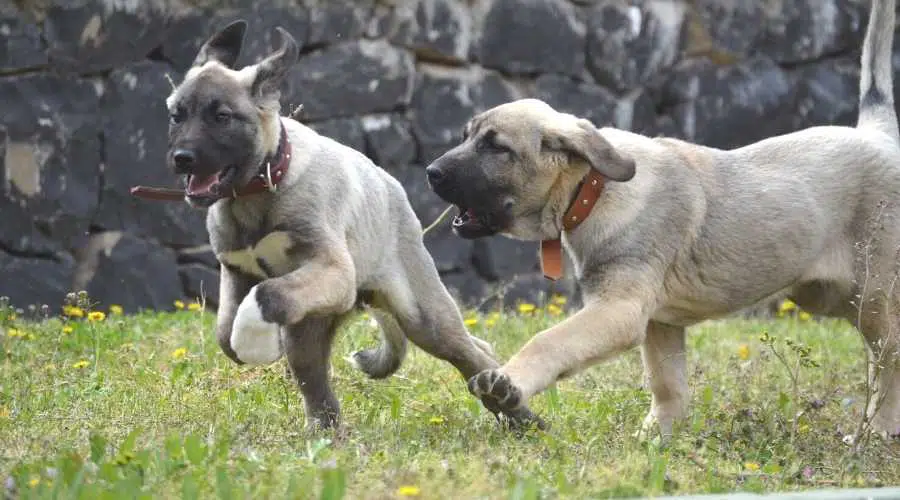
top-left (540, 169), bottom-right (605, 281)
top-left (231, 119), bottom-right (292, 197)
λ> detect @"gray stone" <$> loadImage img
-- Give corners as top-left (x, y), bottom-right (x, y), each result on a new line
top-left (308, 117), bottom-right (367, 155)
top-left (441, 269), bottom-right (490, 308)
top-left (95, 61), bottom-right (208, 247)
top-left (0, 252), bottom-right (75, 311)
top-left (477, 0), bottom-right (585, 78)
top-left (0, 4), bottom-right (47, 71)
top-left (84, 234), bottom-right (183, 313)
top-left (666, 57), bottom-right (796, 149)
top-left (471, 238), bottom-right (540, 282)
top-left (361, 114), bottom-right (417, 168)
top-left (179, 263), bottom-right (220, 308)
top-left (386, 0), bottom-right (472, 63)
top-left (285, 40), bottom-right (414, 121)
top-left (305, 0), bottom-right (373, 47)
top-left (688, 0), bottom-right (764, 57)
top-left (43, 0), bottom-right (169, 74)
top-left (755, 0), bottom-right (865, 64)
top-left (586, 0), bottom-right (685, 93)
top-left (411, 66), bottom-right (517, 162)
top-left (0, 74), bottom-right (102, 253)
top-left (791, 57), bottom-right (860, 130)
top-left (535, 73), bottom-right (618, 128)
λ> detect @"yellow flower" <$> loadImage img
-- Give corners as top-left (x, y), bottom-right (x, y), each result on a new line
top-left (26, 333), bottom-right (34, 341)
top-left (463, 318), bottom-right (478, 327)
top-left (28, 477), bottom-right (40, 488)
top-left (799, 424), bottom-right (810, 434)
top-left (120, 342), bottom-right (134, 350)
top-left (397, 485), bottom-right (421, 497)
top-left (744, 462), bottom-right (760, 472)
top-left (87, 311), bottom-right (106, 322)
top-left (6, 328), bottom-right (23, 338)
top-left (551, 294), bottom-right (567, 306)
top-left (0, 406), bottom-right (9, 418)
top-left (8, 313), bottom-right (16, 321)
top-left (109, 304), bottom-right (124, 315)
top-left (173, 300), bottom-right (185, 310)
top-left (171, 347), bottom-right (188, 360)
top-left (63, 306), bottom-right (84, 318)
top-left (428, 416), bottom-right (445, 425)
top-left (778, 299), bottom-right (797, 316)
top-left (547, 304), bottom-right (563, 316)
top-left (737, 344), bottom-right (751, 360)
top-left (517, 303), bottom-right (536, 314)
top-left (485, 318), bottom-right (497, 327)
top-left (187, 302), bottom-right (202, 311)
top-left (62, 326), bottom-right (74, 335)
top-left (72, 360), bottom-right (90, 369)
top-left (798, 311), bottom-right (812, 321)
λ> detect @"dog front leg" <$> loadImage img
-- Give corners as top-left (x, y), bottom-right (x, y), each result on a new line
top-left (230, 252), bottom-right (356, 365)
top-left (468, 297), bottom-right (648, 417)
top-left (215, 265), bottom-right (257, 364)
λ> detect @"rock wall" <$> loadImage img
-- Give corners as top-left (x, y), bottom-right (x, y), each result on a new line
top-left (0, 0), bottom-right (895, 313)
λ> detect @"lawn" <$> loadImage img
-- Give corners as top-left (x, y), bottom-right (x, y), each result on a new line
top-left (1, 295), bottom-right (898, 499)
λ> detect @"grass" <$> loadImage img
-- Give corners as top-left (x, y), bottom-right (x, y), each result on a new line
top-left (1, 297), bottom-right (898, 499)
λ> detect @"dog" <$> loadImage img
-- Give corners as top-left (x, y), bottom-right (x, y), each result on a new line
top-left (162, 20), bottom-right (540, 430)
top-left (425, 0), bottom-right (900, 439)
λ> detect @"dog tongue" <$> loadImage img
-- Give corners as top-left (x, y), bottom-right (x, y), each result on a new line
top-left (187, 174), bottom-right (218, 196)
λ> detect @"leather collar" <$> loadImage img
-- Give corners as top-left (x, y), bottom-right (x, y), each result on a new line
top-left (130, 120), bottom-right (292, 202)
top-left (540, 169), bottom-right (605, 281)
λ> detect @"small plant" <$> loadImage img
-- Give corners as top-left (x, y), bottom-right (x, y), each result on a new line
top-left (758, 330), bottom-right (820, 444)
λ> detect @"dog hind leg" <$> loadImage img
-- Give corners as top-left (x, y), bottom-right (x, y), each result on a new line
top-left (350, 306), bottom-right (408, 379)
top-left (283, 316), bottom-right (342, 430)
top-left (636, 321), bottom-right (688, 441)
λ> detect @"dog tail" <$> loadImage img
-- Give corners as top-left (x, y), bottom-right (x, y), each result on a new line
top-left (348, 308), bottom-right (408, 379)
top-left (857, 0), bottom-right (899, 140)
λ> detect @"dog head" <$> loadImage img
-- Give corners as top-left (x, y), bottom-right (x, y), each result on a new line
top-left (425, 98), bottom-right (636, 240)
top-left (165, 20), bottom-right (299, 208)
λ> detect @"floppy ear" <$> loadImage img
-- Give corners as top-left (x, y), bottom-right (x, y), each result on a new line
top-left (250, 27), bottom-right (300, 100)
top-left (543, 118), bottom-right (636, 182)
top-left (193, 20), bottom-right (247, 69)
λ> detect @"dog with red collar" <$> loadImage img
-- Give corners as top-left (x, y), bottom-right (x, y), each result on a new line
top-left (137, 20), bottom-right (541, 431)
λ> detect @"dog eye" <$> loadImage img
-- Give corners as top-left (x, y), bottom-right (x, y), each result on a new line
top-left (169, 108), bottom-right (186, 125)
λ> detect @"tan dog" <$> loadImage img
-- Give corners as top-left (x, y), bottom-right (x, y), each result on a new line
top-left (163, 20), bottom-right (540, 430)
top-left (425, 0), bottom-right (900, 439)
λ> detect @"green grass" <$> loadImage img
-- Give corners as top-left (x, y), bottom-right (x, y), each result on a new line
top-left (1, 299), bottom-right (898, 499)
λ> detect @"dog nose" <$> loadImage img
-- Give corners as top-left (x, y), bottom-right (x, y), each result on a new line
top-left (172, 149), bottom-right (196, 171)
top-left (425, 165), bottom-right (446, 186)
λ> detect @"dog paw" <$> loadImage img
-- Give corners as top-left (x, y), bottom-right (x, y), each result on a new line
top-left (231, 285), bottom-right (283, 365)
top-left (467, 370), bottom-right (546, 432)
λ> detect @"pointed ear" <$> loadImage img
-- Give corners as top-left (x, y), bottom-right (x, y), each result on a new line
top-left (250, 27), bottom-right (300, 100)
top-left (193, 20), bottom-right (247, 69)
top-left (543, 118), bottom-right (636, 182)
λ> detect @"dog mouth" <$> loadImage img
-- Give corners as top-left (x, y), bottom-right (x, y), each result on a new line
top-left (185, 166), bottom-right (238, 200)
top-left (451, 205), bottom-right (496, 239)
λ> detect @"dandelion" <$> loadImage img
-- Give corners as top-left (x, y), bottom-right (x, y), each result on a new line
top-left (744, 462), bottom-right (760, 472)
top-left (173, 300), bottom-right (185, 310)
top-left (547, 304), bottom-right (563, 316)
top-left (28, 477), bottom-right (39, 488)
top-left (485, 318), bottom-right (497, 327)
top-left (63, 306), bottom-right (84, 318)
top-left (72, 360), bottom-right (90, 369)
top-left (171, 347), bottom-right (188, 360)
top-left (109, 304), bottom-right (124, 315)
top-left (777, 299), bottom-right (797, 317)
top-left (0, 406), bottom-right (9, 418)
top-left (187, 302), bottom-right (202, 312)
top-left (798, 311), bottom-right (812, 322)
top-left (551, 294), bottom-right (567, 306)
top-left (397, 485), bottom-right (421, 497)
top-left (6, 328), bottom-right (24, 338)
top-left (7, 313), bottom-right (15, 321)
top-left (517, 303), bottom-right (536, 314)
top-left (87, 311), bottom-right (106, 322)
top-left (737, 344), bottom-right (751, 360)
top-left (61, 326), bottom-right (73, 335)
top-left (428, 416), bottom-right (445, 425)
top-left (464, 317), bottom-right (478, 327)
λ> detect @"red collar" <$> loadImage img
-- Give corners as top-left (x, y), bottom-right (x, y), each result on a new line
top-left (540, 169), bottom-right (605, 281)
top-left (130, 121), bottom-right (292, 202)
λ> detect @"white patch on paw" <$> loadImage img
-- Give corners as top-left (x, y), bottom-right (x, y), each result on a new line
top-left (231, 285), bottom-right (283, 365)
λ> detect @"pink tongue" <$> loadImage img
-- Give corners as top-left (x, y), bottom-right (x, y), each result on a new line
top-left (187, 174), bottom-right (218, 195)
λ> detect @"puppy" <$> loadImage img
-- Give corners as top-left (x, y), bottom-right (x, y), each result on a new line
top-left (425, 0), bottom-right (900, 439)
top-left (163, 20), bottom-right (539, 429)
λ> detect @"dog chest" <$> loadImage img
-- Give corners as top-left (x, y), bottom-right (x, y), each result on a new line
top-left (218, 231), bottom-right (295, 279)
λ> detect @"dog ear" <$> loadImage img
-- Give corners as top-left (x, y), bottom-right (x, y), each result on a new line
top-left (250, 27), bottom-right (300, 100)
top-left (193, 20), bottom-right (247, 69)
top-left (543, 119), bottom-right (636, 182)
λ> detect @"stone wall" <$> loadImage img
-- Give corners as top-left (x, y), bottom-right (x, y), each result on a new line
top-left (0, 0), bottom-right (895, 313)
